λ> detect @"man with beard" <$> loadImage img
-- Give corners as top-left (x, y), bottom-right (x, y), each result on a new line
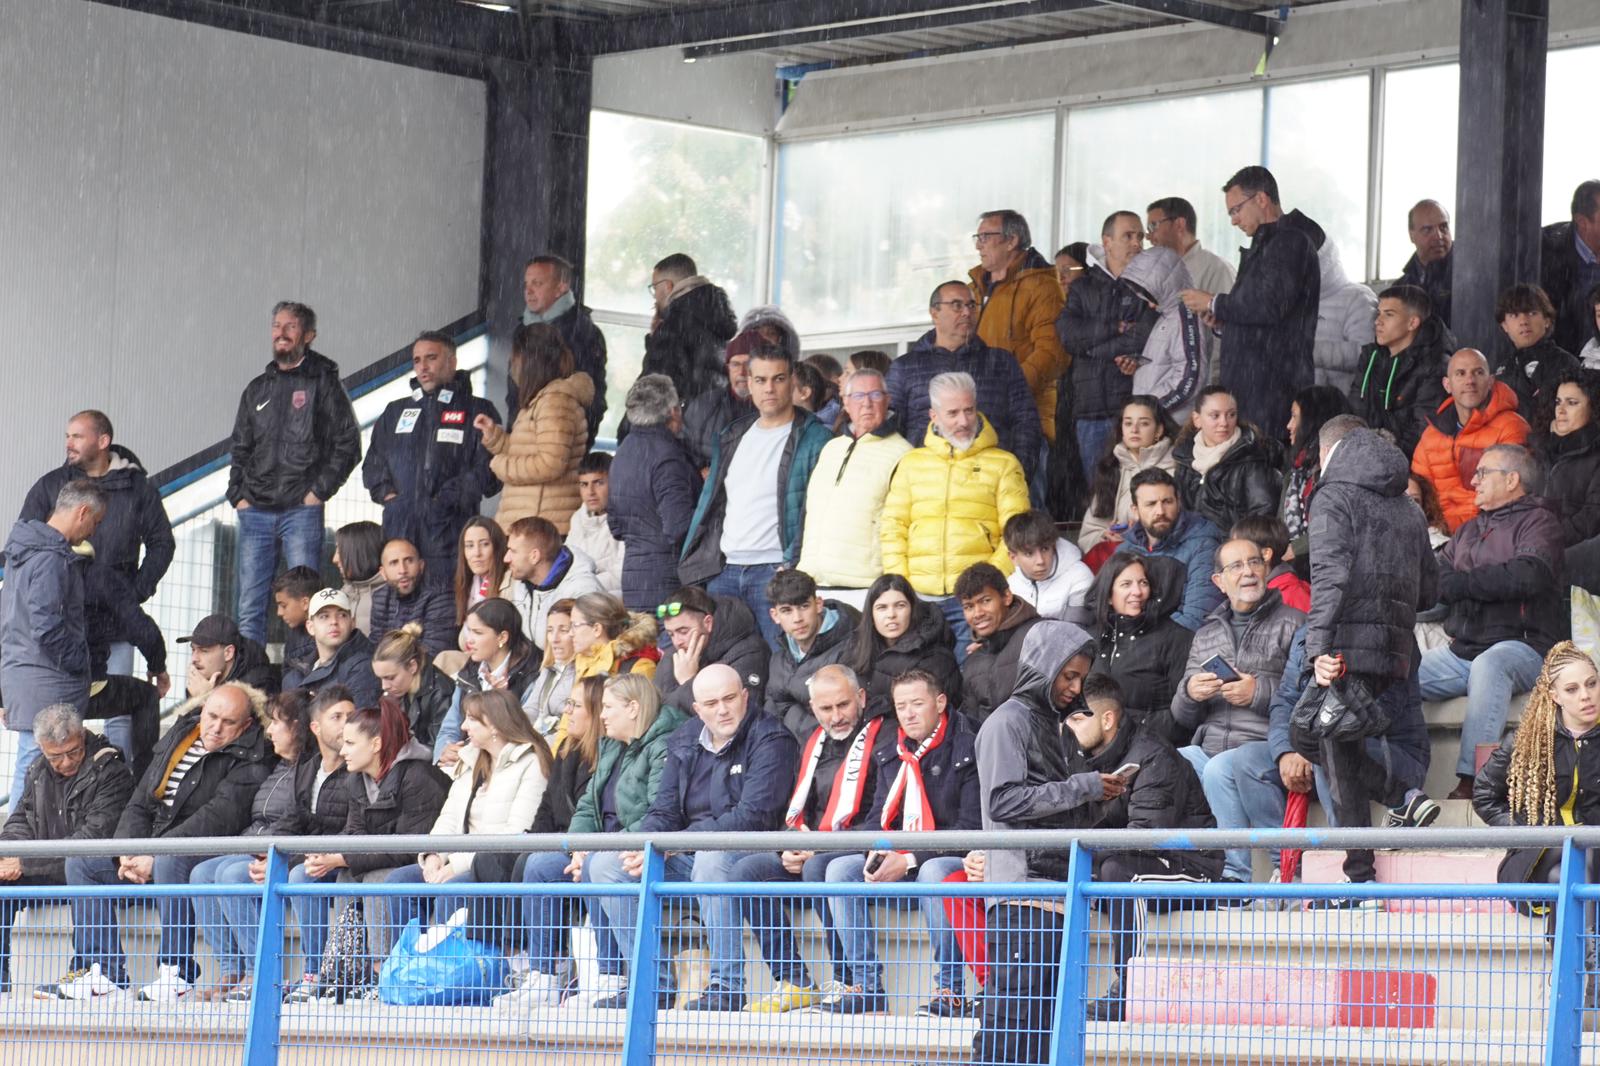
top-left (227, 302), bottom-right (359, 642)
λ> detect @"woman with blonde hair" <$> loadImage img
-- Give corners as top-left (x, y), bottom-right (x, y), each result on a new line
top-left (371, 623), bottom-right (456, 748)
top-left (1475, 640), bottom-right (1600, 930)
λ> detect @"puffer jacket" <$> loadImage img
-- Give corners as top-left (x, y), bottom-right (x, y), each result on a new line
top-left (428, 741), bottom-right (548, 874)
top-left (1540, 423), bottom-right (1600, 545)
top-left (641, 277), bottom-right (739, 407)
top-left (529, 744), bottom-right (593, 834)
top-left (1305, 428), bottom-right (1439, 682)
top-left (856, 597), bottom-right (964, 720)
top-left (683, 384), bottom-right (755, 473)
top-left (1475, 722), bottom-right (1600, 884)
top-left (679, 410), bottom-right (834, 586)
top-left (886, 330), bottom-right (1042, 477)
top-left (369, 578), bottom-right (458, 659)
top-left (282, 628), bottom-right (380, 710)
top-left (568, 703), bottom-right (689, 833)
top-left (286, 752), bottom-right (351, 839)
top-left (1121, 247), bottom-right (1207, 419)
top-left (1081, 716), bottom-right (1223, 879)
top-left (1411, 381), bottom-right (1531, 532)
top-left (1212, 217), bottom-right (1321, 436)
top-left (1058, 252), bottom-right (1157, 421)
top-left (17, 445), bottom-right (174, 603)
top-left (515, 299), bottom-right (608, 442)
top-left (655, 595), bottom-right (769, 713)
top-left (118, 693), bottom-right (276, 840)
top-left (642, 707), bottom-right (799, 834)
top-left (1495, 336), bottom-right (1578, 431)
top-left (1, 732), bottom-right (133, 880)
top-left (1437, 494), bottom-right (1566, 659)
top-left (506, 546), bottom-right (602, 650)
top-left (960, 597), bottom-right (1041, 724)
top-left (863, 711), bottom-right (981, 863)
top-left (1089, 554), bottom-right (1192, 734)
top-left (1077, 438), bottom-right (1178, 554)
top-left (767, 601), bottom-right (861, 739)
top-left (239, 760), bottom-right (299, 837)
top-left (226, 349), bottom-right (360, 509)
top-left (484, 372), bottom-right (595, 534)
top-left (1172, 427), bottom-right (1284, 537)
top-left (881, 416), bottom-right (1030, 597)
top-left (1171, 591), bottom-right (1305, 756)
top-left (574, 612), bottom-right (662, 682)
top-left (399, 663), bottom-right (456, 748)
top-left (607, 424), bottom-right (701, 611)
top-left (341, 740), bottom-right (451, 877)
top-left (975, 621), bottom-right (1104, 889)
top-left (796, 429), bottom-right (913, 589)
top-left (1117, 509), bottom-right (1225, 633)
top-left (969, 246), bottom-right (1070, 441)
top-left (0, 520), bottom-right (90, 729)
top-left (1311, 239), bottom-right (1378, 394)
top-left (1348, 314), bottom-right (1457, 459)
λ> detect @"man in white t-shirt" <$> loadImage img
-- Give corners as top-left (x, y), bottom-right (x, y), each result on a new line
top-left (678, 342), bottom-right (835, 648)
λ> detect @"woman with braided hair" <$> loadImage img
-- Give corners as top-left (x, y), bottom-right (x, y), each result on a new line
top-left (1474, 640), bottom-right (1600, 929)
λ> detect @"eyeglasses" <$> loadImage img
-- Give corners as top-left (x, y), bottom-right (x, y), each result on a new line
top-left (972, 231), bottom-right (1008, 246)
top-left (645, 279), bottom-right (671, 293)
top-left (40, 740), bottom-right (86, 765)
top-left (656, 601), bottom-right (685, 619)
top-left (1226, 199), bottom-right (1250, 219)
top-left (846, 389), bottom-right (887, 403)
top-left (1470, 467), bottom-right (1512, 483)
top-left (935, 299), bottom-right (979, 312)
top-left (1148, 216), bottom-right (1170, 230)
top-left (562, 697), bottom-right (581, 709)
top-left (1220, 557), bottom-right (1267, 576)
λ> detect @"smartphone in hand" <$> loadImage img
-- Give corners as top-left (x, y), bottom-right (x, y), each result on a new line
top-left (1200, 654), bottom-right (1242, 683)
top-left (1112, 762), bottom-right (1141, 780)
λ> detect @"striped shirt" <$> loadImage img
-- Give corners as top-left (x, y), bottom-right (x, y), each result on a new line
top-left (162, 737), bottom-right (207, 807)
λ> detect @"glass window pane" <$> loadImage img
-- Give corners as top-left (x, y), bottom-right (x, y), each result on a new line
top-left (1544, 44), bottom-right (1600, 226)
top-left (776, 113), bottom-right (1056, 333)
top-left (590, 317), bottom-right (651, 441)
top-left (1267, 75), bottom-right (1371, 278)
top-left (1062, 89), bottom-right (1261, 262)
top-left (585, 111), bottom-right (766, 315)
top-left (1378, 63), bottom-right (1458, 279)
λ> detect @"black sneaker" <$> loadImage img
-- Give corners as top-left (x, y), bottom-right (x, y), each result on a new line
top-left (1386, 794), bottom-right (1441, 829)
top-left (594, 988), bottom-right (677, 1011)
top-left (1306, 879), bottom-right (1384, 911)
top-left (917, 988), bottom-right (975, 1018)
top-left (1086, 978), bottom-right (1126, 1022)
top-left (1212, 877), bottom-right (1255, 908)
top-left (682, 988), bottom-right (746, 1012)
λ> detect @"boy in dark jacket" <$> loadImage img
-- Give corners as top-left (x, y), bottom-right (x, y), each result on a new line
top-left (0, 706), bottom-right (133, 994)
top-left (655, 588), bottom-right (769, 715)
top-left (1350, 285), bottom-right (1454, 458)
top-left (958, 562), bottom-right (1042, 723)
top-left (763, 569), bottom-right (861, 739)
top-left (283, 589), bottom-right (380, 709)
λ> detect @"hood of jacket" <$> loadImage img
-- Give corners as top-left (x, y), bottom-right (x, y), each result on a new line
top-left (365, 737), bottom-right (434, 801)
top-left (530, 544), bottom-right (600, 594)
top-left (1119, 247), bottom-right (1194, 311)
top-left (782, 600), bottom-right (862, 662)
top-left (226, 635), bottom-right (275, 684)
top-left (1280, 209), bottom-right (1326, 251)
top-left (2, 519), bottom-right (74, 572)
top-left (1319, 427), bottom-right (1410, 498)
top-left (1090, 552), bottom-right (1187, 631)
top-left (1317, 237), bottom-right (1354, 291)
top-left (54, 444), bottom-right (149, 492)
top-left (893, 597), bottom-right (954, 656)
top-left (968, 245), bottom-right (1055, 290)
top-left (738, 306), bottom-right (802, 360)
top-left (533, 370), bottom-right (596, 411)
top-left (705, 594), bottom-right (762, 661)
top-left (1007, 620), bottom-right (1097, 718)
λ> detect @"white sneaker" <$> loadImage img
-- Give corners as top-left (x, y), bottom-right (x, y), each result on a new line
top-left (415, 907), bottom-right (470, 954)
top-left (493, 971), bottom-right (562, 1013)
top-left (35, 964), bottom-right (116, 1001)
top-left (137, 964), bottom-right (192, 1003)
top-left (811, 979), bottom-right (849, 1012)
top-left (568, 972), bottom-right (626, 1009)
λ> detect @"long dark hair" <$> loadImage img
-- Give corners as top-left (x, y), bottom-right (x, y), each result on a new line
top-left (1287, 384), bottom-right (1351, 463)
top-left (509, 323), bottom-right (575, 409)
top-left (849, 573), bottom-right (923, 672)
top-left (465, 597), bottom-right (535, 671)
top-left (334, 521), bottom-right (384, 582)
top-left (453, 517), bottom-right (509, 625)
top-left (1088, 395), bottom-right (1180, 520)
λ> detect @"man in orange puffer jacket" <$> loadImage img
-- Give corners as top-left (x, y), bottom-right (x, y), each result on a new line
top-left (1411, 348), bottom-right (1530, 532)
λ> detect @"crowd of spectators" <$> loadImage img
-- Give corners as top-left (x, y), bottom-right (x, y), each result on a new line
top-left (1, 173), bottom-right (1600, 1063)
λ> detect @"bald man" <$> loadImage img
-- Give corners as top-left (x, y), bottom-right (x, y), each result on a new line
top-left (587, 663), bottom-right (799, 1012)
top-left (1411, 348), bottom-right (1530, 531)
top-left (367, 537), bottom-right (456, 656)
top-left (1400, 199), bottom-right (1454, 326)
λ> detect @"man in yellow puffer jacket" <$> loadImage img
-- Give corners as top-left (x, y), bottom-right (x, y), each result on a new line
top-left (882, 372), bottom-right (1031, 652)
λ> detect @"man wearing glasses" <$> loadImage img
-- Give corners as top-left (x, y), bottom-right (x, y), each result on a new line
top-left (796, 368), bottom-right (913, 608)
top-left (1147, 197), bottom-right (1233, 385)
top-left (1418, 442), bottom-right (1565, 801)
top-left (886, 281), bottom-right (1042, 483)
top-left (1411, 348), bottom-right (1531, 532)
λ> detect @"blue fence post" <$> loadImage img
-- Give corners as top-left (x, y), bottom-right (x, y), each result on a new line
top-left (1050, 840), bottom-right (1093, 1064)
top-left (1546, 837), bottom-right (1584, 1066)
top-left (243, 847), bottom-right (288, 1066)
top-left (621, 844), bottom-right (666, 1066)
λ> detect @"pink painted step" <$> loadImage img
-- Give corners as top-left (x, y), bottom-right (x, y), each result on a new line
top-left (1300, 849), bottom-right (1511, 913)
top-left (1126, 960), bottom-right (1437, 1028)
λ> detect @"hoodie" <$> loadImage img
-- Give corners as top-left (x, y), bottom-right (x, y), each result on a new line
top-left (1121, 247), bottom-right (1207, 419)
top-left (507, 545), bottom-right (603, 652)
top-left (975, 621), bottom-right (1105, 893)
top-left (343, 738), bottom-right (451, 877)
top-left (766, 600), bottom-right (862, 740)
top-left (1311, 238), bottom-right (1378, 393)
top-left (0, 520), bottom-right (90, 729)
top-left (960, 597), bottom-right (1042, 724)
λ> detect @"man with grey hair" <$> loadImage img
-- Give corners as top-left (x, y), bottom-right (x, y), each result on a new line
top-left (0, 704), bottom-right (133, 995)
top-left (883, 372), bottom-right (1031, 653)
top-left (607, 374), bottom-right (701, 612)
top-left (2, 479), bottom-right (107, 809)
top-left (887, 280), bottom-right (1041, 480)
top-left (1419, 442), bottom-right (1567, 800)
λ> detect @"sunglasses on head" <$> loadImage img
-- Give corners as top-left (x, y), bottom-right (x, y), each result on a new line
top-left (656, 601), bottom-right (685, 619)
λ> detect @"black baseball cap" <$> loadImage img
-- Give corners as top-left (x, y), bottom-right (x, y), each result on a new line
top-left (177, 614), bottom-right (243, 649)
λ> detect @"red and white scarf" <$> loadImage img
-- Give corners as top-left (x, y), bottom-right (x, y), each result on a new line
top-left (879, 713), bottom-right (950, 832)
top-left (785, 717), bottom-right (884, 831)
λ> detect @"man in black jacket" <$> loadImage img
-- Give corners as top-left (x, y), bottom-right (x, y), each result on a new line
top-left (656, 587), bottom-right (770, 715)
top-left (283, 589), bottom-right (381, 708)
top-left (0, 705), bottom-right (133, 995)
top-left (363, 332), bottom-right (501, 575)
top-left (1350, 285), bottom-right (1455, 458)
top-left (682, 332), bottom-right (756, 474)
top-left (367, 538), bottom-right (458, 656)
top-left (1540, 181), bottom-right (1600, 355)
top-left (642, 253), bottom-right (738, 409)
top-left (1070, 673), bottom-right (1221, 1021)
top-left (179, 613), bottom-right (281, 700)
top-left (50, 684), bottom-right (273, 1002)
top-left (227, 301), bottom-right (360, 644)
top-left (79, 547), bottom-right (171, 779)
top-left (1182, 166), bottom-right (1320, 438)
top-left (520, 255), bottom-right (608, 442)
top-left (764, 569), bottom-right (860, 739)
top-left (957, 561), bottom-right (1041, 723)
top-left (1399, 199), bottom-right (1453, 328)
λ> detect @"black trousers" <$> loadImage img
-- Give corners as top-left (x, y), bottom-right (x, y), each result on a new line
top-left (969, 904), bottom-right (1064, 1066)
top-left (86, 675), bottom-right (161, 782)
top-left (1092, 852), bottom-right (1213, 988)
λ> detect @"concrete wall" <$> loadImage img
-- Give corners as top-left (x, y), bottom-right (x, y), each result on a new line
top-left (0, 1), bottom-right (486, 514)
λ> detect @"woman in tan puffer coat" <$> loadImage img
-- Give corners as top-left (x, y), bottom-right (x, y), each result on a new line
top-left (477, 323), bottom-right (594, 534)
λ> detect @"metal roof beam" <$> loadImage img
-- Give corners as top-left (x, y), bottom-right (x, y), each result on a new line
top-left (582, 0), bottom-right (1012, 54)
top-left (1103, 0), bottom-right (1277, 36)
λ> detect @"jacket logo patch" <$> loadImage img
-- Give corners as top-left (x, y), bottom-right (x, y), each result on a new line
top-left (395, 408), bottom-right (421, 434)
top-left (292, 389), bottom-right (308, 410)
top-left (440, 410), bottom-right (466, 425)
top-left (437, 428), bottom-right (465, 445)
top-left (730, 764), bottom-right (744, 775)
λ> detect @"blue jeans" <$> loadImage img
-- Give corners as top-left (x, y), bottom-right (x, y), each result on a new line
top-left (587, 849), bottom-right (746, 996)
top-left (286, 863), bottom-right (338, 978)
top-left (932, 596), bottom-right (974, 665)
top-left (1181, 745), bottom-right (1279, 883)
top-left (730, 850), bottom-right (847, 990)
top-left (1419, 641), bottom-right (1544, 776)
top-left (7, 731), bottom-right (40, 811)
top-left (235, 503), bottom-right (325, 644)
top-left (101, 642), bottom-right (135, 763)
top-left (707, 562), bottom-right (782, 648)
top-left (1075, 417), bottom-right (1116, 482)
top-left (191, 854), bottom-right (261, 980)
top-left (826, 853), bottom-right (968, 994)
top-left (65, 854), bottom-right (204, 986)
top-left (522, 851), bottom-right (625, 977)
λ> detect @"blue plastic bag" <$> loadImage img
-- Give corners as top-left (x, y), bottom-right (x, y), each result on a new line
top-left (377, 918), bottom-right (509, 1006)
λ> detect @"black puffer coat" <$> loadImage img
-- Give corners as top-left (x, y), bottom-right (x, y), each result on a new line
top-left (1081, 717), bottom-right (1223, 879)
top-left (1539, 423), bottom-right (1600, 546)
top-left (1305, 428), bottom-right (1439, 682)
top-left (401, 663), bottom-right (457, 747)
top-left (1, 732), bottom-right (133, 880)
top-left (607, 424), bottom-right (701, 611)
top-left (642, 279), bottom-right (739, 407)
top-left (1348, 315), bottom-right (1456, 459)
top-left (1495, 336), bottom-right (1578, 431)
top-left (960, 597), bottom-right (1041, 724)
top-left (655, 595), bottom-right (770, 713)
top-left (1057, 261), bottom-right (1156, 421)
top-left (855, 598), bottom-right (963, 720)
top-left (117, 700), bottom-right (276, 840)
top-left (1172, 426), bottom-right (1284, 534)
top-left (682, 385), bottom-right (754, 472)
top-left (1089, 554), bottom-right (1192, 739)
